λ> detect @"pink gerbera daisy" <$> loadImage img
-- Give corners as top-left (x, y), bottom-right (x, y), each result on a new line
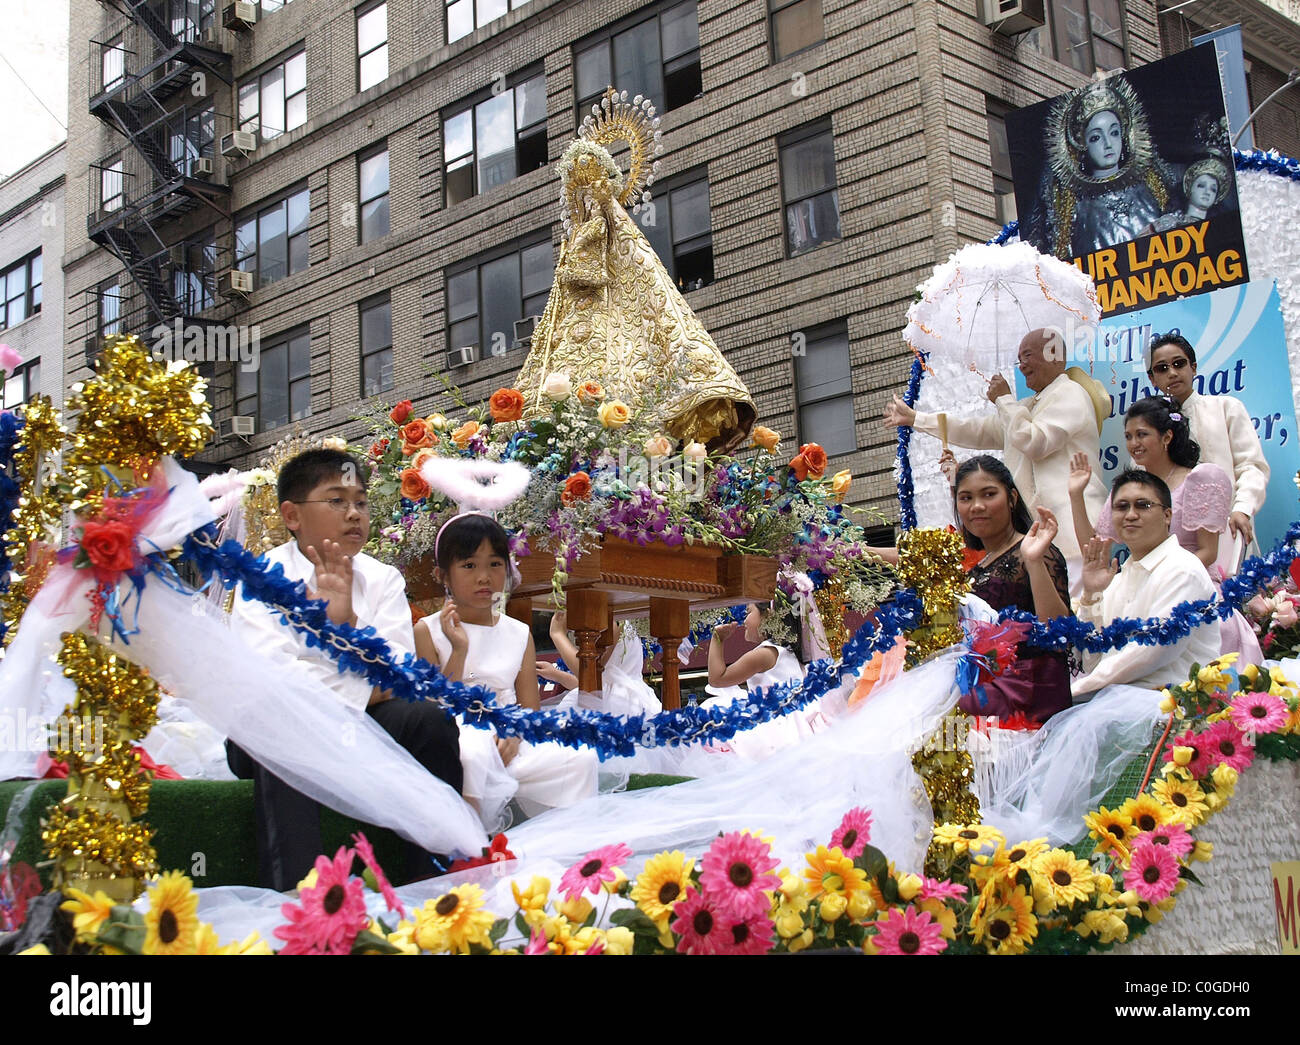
top-left (869, 905), bottom-right (947, 956)
top-left (830, 807), bottom-right (873, 859)
top-left (559, 842), bottom-right (634, 901)
top-left (1228, 691), bottom-right (1289, 736)
top-left (918, 875), bottom-right (968, 902)
top-left (524, 927), bottom-right (549, 955)
top-left (671, 889), bottom-right (732, 955)
top-left (698, 831), bottom-right (782, 919)
top-left (1137, 821), bottom-right (1195, 858)
top-left (351, 831), bottom-right (405, 920)
top-left (719, 910), bottom-right (776, 956)
top-left (1123, 838), bottom-right (1181, 904)
top-left (1161, 728), bottom-right (1212, 777)
top-left (275, 846), bottom-right (369, 954)
top-left (1197, 720), bottom-right (1256, 773)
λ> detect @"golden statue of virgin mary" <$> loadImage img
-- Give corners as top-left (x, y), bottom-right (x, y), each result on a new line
top-left (514, 88), bottom-right (755, 452)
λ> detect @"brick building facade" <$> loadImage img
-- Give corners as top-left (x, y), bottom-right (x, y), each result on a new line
top-left (63, 0), bottom-right (1298, 521)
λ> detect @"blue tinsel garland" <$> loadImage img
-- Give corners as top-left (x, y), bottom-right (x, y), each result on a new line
top-left (895, 353), bottom-right (927, 531)
top-left (0, 411), bottom-right (25, 644)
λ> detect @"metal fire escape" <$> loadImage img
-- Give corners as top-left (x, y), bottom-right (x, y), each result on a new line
top-left (85, 0), bottom-right (237, 360)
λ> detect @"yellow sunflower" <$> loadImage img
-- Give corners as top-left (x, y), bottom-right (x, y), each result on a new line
top-left (931, 822), bottom-right (1004, 855)
top-left (1083, 805), bottom-right (1136, 852)
top-left (971, 884), bottom-right (1037, 954)
top-left (414, 884), bottom-right (495, 954)
top-left (974, 838), bottom-right (1049, 883)
top-left (1030, 849), bottom-right (1095, 913)
top-left (194, 922), bottom-right (223, 955)
top-left (1118, 793), bottom-right (1169, 835)
top-left (1075, 908), bottom-right (1129, 945)
top-left (60, 888), bottom-right (116, 944)
top-left (804, 845), bottom-right (868, 898)
top-left (1151, 774), bottom-right (1209, 827)
top-left (142, 871), bottom-right (200, 956)
top-left (631, 850), bottom-right (694, 923)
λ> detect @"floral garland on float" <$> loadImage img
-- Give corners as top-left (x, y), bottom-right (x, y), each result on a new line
top-left (354, 380), bottom-right (895, 638)
top-left (43, 655), bottom-right (1299, 955)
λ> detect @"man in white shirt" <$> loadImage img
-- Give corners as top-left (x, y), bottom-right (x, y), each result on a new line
top-left (1147, 332), bottom-right (1269, 546)
top-left (228, 448), bottom-right (463, 890)
top-left (1073, 470), bottom-right (1220, 697)
top-left (884, 328), bottom-right (1108, 589)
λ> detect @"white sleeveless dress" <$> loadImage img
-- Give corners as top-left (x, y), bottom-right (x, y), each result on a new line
top-left (705, 641), bottom-right (811, 762)
top-left (426, 613), bottom-right (599, 830)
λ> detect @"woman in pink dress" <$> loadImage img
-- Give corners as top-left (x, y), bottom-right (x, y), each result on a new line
top-left (1068, 395), bottom-right (1260, 660)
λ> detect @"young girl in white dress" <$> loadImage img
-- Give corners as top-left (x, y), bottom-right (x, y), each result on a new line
top-left (414, 513), bottom-right (599, 829)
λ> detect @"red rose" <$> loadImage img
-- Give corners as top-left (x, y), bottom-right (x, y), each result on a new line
top-left (79, 519), bottom-right (137, 575)
top-left (390, 400), bottom-right (414, 425)
top-left (562, 471), bottom-right (592, 505)
top-left (798, 443), bottom-right (828, 479)
top-left (489, 388), bottom-right (526, 423)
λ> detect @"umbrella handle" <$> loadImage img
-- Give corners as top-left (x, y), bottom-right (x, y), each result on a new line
top-left (938, 413), bottom-right (948, 451)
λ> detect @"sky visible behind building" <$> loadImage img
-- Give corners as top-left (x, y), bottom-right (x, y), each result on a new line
top-left (0, 0), bottom-right (69, 178)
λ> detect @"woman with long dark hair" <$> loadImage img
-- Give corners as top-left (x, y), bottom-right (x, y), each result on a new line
top-left (953, 455), bottom-right (1074, 723)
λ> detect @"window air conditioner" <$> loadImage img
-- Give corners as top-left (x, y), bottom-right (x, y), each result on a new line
top-left (219, 269), bottom-right (254, 296)
top-left (981, 0), bottom-right (1045, 34)
top-left (223, 2), bottom-right (257, 30)
top-left (448, 346), bottom-right (476, 368)
top-left (192, 157), bottom-right (215, 178)
top-left (512, 315), bottom-right (541, 351)
top-left (225, 415), bottom-right (256, 438)
top-left (220, 131), bottom-right (256, 157)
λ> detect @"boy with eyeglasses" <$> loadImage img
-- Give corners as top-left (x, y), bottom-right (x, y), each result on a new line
top-left (1146, 332), bottom-right (1268, 546)
top-left (227, 448), bottom-right (463, 890)
top-left (1072, 469), bottom-right (1219, 698)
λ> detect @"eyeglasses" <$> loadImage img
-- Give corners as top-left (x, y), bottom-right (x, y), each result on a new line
top-left (294, 497), bottom-right (370, 515)
top-left (1150, 359), bottom-right (1190, 375)
top-left (1111, 499), bottom-right (1167, 514)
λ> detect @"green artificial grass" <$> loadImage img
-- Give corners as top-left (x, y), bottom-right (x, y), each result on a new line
top-left (0, 773), bottom-right (691, 890)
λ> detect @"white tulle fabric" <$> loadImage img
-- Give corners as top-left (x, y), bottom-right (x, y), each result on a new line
top-left (1238, 168), bottom-right (1300, 419)
top-left (974, 683), bottom-right (1165, 846)
top-left (0, 460), bottom-right (485, 857)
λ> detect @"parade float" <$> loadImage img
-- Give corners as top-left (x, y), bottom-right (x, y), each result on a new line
top-left (0, 85), bottom-right (1298, 957)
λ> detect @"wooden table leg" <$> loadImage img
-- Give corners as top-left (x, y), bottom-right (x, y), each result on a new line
top-left (650, 597), bottom-right (689, 711)
top-left (506, 595), bottom-right (532, 626)
top-left (567, 589), bottom-right (610, 692)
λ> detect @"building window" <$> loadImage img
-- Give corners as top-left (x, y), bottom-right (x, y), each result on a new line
top-left (98, 281), bottom-right (122, 341)
top-left (168, 105), bottom-right (216, 179)
top-left (101, 37), bottom-right (126, 93)
top-left (986, 101), bottom-right (1017, 226)
top-left (574, 2), bottom-right (701, 118)
top-left (794, 321), bottom-right (855, 455)
top-left (780, 123), bottom-right (840, 257)
top-left (359, 147), bottom-right (390, 242)
top-left (357, 2), bottom-right (388, 92)
top-left (1, 252), bottom-right (42, 331)
top-left (167, 0), bottom-right (215, 42)
top-left (258, 0), bottom-right (296, 13)
top-left (2, 359), bottom-right (40, 409)
top-left (634, 171), bottom-right (713, 290)
top-left (444, 71), bottom-right (546, 206)
top-left (769, 0), bottom-right (823, 62)
top-left (238, 49), bottom-right (307, 143)
top-left (172, 233), bottom-right (217, 314)
top-left (360, 295), bottom-right (394, 396)
top-left (235, 328), bottom-right (310, 430)
top-left (1026, 0), bottom-right (1125, 75)
top-left (446, 239), bottom-right (552, 358)
top-left (447, 0), bottom-right (530, 45)
top-left (101, 157), bottom-right (125, 213)
top-left (235, 187), bottom-right (310, 289)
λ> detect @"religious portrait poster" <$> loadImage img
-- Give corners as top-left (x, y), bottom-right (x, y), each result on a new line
top-left (1006, 44), bottom-right (1249, 317)
top-left (1013, 281), bottom-right (1299, 550)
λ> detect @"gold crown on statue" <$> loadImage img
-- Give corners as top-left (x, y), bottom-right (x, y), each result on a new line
top-left (561, 86), bottom-right (662, 231)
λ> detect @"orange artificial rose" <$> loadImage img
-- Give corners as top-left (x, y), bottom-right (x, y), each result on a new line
top-left (562, 471), bottom-right (593, 505)
top-left (789, 442), bottom-right (827, 481)
top-left (451, 420), bottom-right (480, 448)
top-left (597, 401), bottom-right (631, 429)
top-left (752, 426), bottom-right (780, 452)
top-left (389, 399), bottom-right (414, 425)
top-left (576, 381), bottom-right (605, 405)
top-left (399, 468), bottom-right (431, 501)
top-left (489, 388), bottom-right (526, 423)
top-left (369, 438), bottom-right (390, 458)
top-left (830, 469), bottom-right (852, 502)
top-left (411, 447), bottom-right (438, 471)
top-left (400, 419), bottom-right (437, 455)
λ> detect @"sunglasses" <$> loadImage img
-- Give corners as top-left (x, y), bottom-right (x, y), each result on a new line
top-left (1150, 359), bottom-right (1191, 375)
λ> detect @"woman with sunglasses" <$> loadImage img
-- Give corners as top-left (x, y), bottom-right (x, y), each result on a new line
top-left (1146, 333), bottom-right (1269, 548)
top-left (1068, 396), bottom-right (1261, 659)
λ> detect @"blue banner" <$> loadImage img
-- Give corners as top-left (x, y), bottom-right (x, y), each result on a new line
top-left (1014, 280), bottom-right (1299, 550)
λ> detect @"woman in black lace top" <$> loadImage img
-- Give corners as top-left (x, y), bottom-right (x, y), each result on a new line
top-left (952, 455), bottom-right (1074, 723)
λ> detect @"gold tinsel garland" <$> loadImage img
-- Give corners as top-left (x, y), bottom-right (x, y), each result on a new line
top-left (813, 574), bottom-right (849, 661)
top-left (44, 632), bottom-right (161, 900)
top-left (2, 396), bottom-right (67, 644)
top-left (895, 527), bottom-right (971, 663)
